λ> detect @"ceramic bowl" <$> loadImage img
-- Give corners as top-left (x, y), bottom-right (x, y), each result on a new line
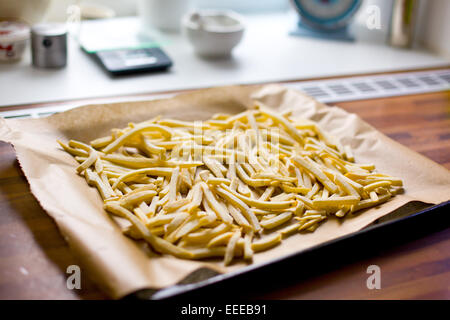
top-left (182, 10), bottom-right (245, 58)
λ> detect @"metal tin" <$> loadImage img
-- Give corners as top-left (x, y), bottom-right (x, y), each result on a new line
top-left (31, 23), bottom-right (67, 68)
top-left (389, 0), bottom-right (418, 48)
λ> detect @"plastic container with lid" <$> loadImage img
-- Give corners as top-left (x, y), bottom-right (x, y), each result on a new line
top-left (0, 21), bottom-right (30, 62)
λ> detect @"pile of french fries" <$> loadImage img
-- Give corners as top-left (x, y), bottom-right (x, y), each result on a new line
top-left (58, 105), bottom-right (403, 265)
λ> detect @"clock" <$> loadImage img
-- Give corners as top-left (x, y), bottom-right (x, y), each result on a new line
top-left (290, 0), bottom-right (362, 41)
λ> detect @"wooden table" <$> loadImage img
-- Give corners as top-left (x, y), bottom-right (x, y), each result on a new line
top-left (0, 73), bottom-right (449, 300)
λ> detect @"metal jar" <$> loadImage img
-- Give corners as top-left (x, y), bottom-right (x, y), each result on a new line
top-left (31, 23), bottom-right (67, 68)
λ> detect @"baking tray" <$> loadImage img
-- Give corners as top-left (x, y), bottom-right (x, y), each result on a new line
top-left (125, 200), bottom-right (450, 300)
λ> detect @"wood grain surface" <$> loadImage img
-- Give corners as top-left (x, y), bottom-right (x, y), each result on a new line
top-left (0, 81), bottom-right (449, 300)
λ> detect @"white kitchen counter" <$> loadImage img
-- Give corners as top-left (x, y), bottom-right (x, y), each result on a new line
top-left (0, 13), bottom-right (448, 107)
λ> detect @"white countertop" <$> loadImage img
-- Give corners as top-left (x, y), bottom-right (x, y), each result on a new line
top-left (0, 13), bottom-right (448, 107)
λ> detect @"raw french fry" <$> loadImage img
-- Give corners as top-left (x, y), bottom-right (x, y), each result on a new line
top-left (57, 140), bottom-right (88, 157)
top-left (293, 201), bottom-right (304, 216)
top-left (200, 182), bottom-right (233, 224)
top-left (208, 232), bottom-right (234, 248)
top-left (292, 156), bottom-right (338, 193)
top-left (102, 153), bottom-right (203, 169)
top-left (59, 105), bottom-right (402, 264)
top-left (227, 204), bottom-right (252, 230)
top-left (220, 184), bottom-right (294, 210)
top-left (84, 168), bottom-right (115, 199)
top-left (224, 229), bottom-right (241, 265)
top-left (163, 198), bottom-right (190, 213)
top-left (258, 186), bottom-right (275, 201)
top-left (166, 215), bottom-right (204, 243)
top-left (260, 211), bottom-right (292, 229)
top-left (214, 186), bottom-right (261, 231)
top-left (251, 233), bottom-right (282, 252)
top-left (184, 223), bottom-right (230, 243)
top-left (77, 148), bottom-right (98, 173)
top-left (164, 212), bottom-right (190, 237)
top-left (147, 213), bottom-right (177, 228)
top-left (243, 230), bottom-right (254, 261)
top-left (335, 207), bottom-right (350, 218)
top-left (298, 217), bottom-right (326, 231)
top-left (120, 190), bottom-right (157, 207)
top-left (112, 168), bottom-right (173, 189)
top-left (363, 181), bottom-right (392, 192)
top-left (189, 247), bottom-right (228, 259)
top-left (279, 222), bottom-right (302, 238)
top-left (102, 124), bottom-right (173, 153)
top-left (187, 183), bottom-right (203, 213)
top-left (103, 202), bottom-right (192, 259)
top-left (167, 167), bottom-right (180, 202)
top-left (312, 196), bottom-right (360, 209)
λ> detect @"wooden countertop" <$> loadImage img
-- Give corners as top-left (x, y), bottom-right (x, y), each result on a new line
top-left (0, 80), bottom-right (449, 300)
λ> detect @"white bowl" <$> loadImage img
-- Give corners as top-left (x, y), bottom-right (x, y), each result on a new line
top-left (182, 10), bottom-right (245, 58)
top-left (0, 0), bottom-right (51, 24)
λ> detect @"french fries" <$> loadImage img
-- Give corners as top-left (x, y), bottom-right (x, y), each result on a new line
top-left (59, 104), bottom-right (402, 266)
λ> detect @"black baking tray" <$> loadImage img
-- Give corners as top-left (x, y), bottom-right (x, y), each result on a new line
top-left (124, 200), bottom-right (450, 300)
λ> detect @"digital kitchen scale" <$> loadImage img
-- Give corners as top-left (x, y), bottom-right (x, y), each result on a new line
top-left (91, 47), bottom-right (172, 75)
top-left (79, 17), bottom-right (173, 75)
top-left (290, 0), bottom-right (362, 41)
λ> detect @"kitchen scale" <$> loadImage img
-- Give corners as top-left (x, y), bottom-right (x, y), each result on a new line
top-left (79, 17), bottom-right (173, 75)
top-left (290, 0), bottom-right (362, 41)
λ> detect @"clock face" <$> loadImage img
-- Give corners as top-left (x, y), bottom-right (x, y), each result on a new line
top-left (293, 0), bottom-right (361, 29)
top-left (298, 0), bottom-right (355, 19)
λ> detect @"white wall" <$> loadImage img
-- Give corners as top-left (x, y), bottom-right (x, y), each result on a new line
top-left (45, 0), bottom-right (138, 21)
top-left (418, 0), bottom-right (450, 57)
top-left (45, 0), bottom-right (288, 22)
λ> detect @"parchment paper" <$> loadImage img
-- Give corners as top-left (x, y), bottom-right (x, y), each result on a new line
top-left (1, 85), bottom-right (449, 299)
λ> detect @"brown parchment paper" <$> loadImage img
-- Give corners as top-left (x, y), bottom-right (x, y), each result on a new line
top-left (1, 84), bottom-right (449, 299)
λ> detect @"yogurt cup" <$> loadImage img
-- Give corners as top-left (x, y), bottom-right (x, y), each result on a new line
top-left (0, 21), bottom-right (30, 62)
